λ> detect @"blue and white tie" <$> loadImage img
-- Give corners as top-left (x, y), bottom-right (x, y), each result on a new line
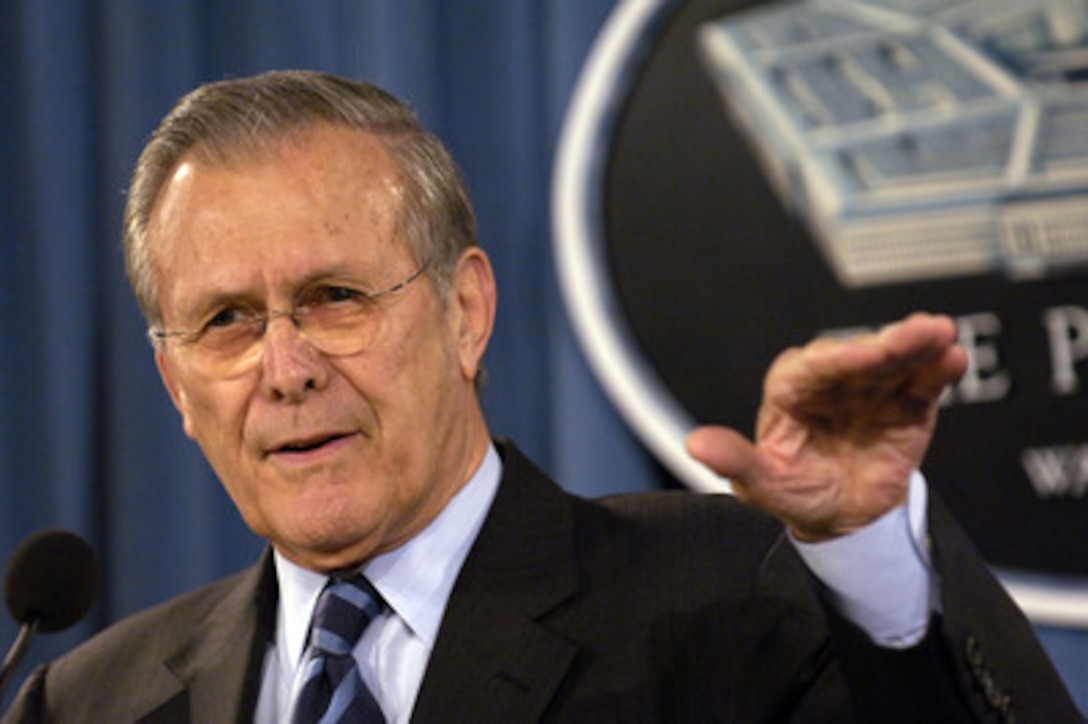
top-left (292, 574), bottom-right (386, 723)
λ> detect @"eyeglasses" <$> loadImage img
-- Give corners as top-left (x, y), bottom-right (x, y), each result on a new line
top-left (150, 260), bottom-right (431, 379)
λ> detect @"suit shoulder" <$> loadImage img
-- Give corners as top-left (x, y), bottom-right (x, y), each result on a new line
top-left (6, 560), bottom-right (272, 722)
top-left (40, 561), bottom-right (267, 708)
top-left (495, 440), bottom-right (793, 588)
top-left (72, 566), bottom-right (254, 658)
top-left (571, 491), bottom-right (794, 593)
top-left (592, 490), bottom-right (784, 548)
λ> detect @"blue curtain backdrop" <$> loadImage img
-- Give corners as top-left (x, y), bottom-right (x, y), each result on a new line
top-left (0, 0), bottom-right (1085, 712)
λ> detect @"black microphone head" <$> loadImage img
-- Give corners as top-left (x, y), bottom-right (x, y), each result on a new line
top-left (4, 529), bottom-right (98, 633)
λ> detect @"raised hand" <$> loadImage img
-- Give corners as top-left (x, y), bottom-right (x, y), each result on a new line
top-left (686, 313), bottom-right (967, 542)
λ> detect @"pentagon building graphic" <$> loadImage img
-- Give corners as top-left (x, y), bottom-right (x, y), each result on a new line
top-left (698, 0), bottom-right (1088, 288)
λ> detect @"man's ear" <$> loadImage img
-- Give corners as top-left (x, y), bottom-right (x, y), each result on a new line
top-left (449, 247), bottom-right (497, 383)
top-left (155, 347), bottom-right (196, 440)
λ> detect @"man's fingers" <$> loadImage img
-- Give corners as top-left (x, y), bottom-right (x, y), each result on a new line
top-left (685, 425), bottom-right (759, 485)
top-left (878, 313), bottom-right (960, 365)
top-left (780, 314), bottom-right (965, 399)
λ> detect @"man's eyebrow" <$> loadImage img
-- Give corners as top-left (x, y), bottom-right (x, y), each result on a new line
top-left (178, 263), bottom-right (387, 317)
top-left (296, 260), bottom-right (412, 291)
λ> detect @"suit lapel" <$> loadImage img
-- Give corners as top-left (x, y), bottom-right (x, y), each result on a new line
top-left (410, 441), bottom-right (580, 722)
top-left (140, 551), bottom-right (277, 723)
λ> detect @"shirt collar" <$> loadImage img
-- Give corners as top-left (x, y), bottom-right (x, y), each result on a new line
top-left (274, 442), bottom-right (502, 666)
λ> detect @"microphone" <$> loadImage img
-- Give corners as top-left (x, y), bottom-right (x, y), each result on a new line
top-left (0, 529), bottom-right (99, 700)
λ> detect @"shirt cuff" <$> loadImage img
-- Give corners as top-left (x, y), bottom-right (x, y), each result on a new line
top-left (790, 471), bottom-right (936, 649)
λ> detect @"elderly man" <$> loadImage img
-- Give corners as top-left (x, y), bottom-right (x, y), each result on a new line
top-left (3, 70), bottom-right (1079, 722)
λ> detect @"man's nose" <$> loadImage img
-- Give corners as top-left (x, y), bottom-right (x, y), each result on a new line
top-left (259, 312), bottom-right (329, 402)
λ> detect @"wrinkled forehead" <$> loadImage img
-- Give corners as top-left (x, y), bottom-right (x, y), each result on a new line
top-left (147, 127), bottom-right (415, 314)
top-left (152, 126), bottom-right (407, 243)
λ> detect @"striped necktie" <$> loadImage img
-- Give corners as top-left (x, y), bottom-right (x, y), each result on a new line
top-left (292, 574), bottom-right (386, 723)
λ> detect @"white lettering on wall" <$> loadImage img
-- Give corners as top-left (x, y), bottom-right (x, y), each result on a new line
top-left (948, 312), bottom-right (1010, 404)
top-left (1043, 305), bottom-right (1088, 395)
top-left (1021, 444), bottom-right (1088, 498)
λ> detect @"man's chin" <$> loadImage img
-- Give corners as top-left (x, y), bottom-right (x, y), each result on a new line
top-left (272, 521), bottom-right (386, 572)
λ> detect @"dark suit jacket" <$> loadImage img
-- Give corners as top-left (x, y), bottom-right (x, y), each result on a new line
top-left (3, 440), bottom-right (1081, 722)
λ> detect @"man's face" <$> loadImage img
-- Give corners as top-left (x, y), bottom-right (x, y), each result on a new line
top-left (149, 125), bottom-right (495, 572)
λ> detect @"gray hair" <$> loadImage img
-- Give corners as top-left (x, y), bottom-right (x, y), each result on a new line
top-left (124, 69), bottom-right (478, 327)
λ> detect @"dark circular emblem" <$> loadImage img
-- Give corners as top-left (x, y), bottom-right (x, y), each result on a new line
top-left (555, 0), bottom-right (1088, 623)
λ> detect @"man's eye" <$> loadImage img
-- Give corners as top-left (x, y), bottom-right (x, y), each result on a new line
top-left (306, 285), bottom-right (368, 307)
top-left (205, 307), bottom-right (249, 329)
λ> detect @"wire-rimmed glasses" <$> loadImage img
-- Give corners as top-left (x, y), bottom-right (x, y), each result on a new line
top-left (150, 259), bottom-right (431, 379)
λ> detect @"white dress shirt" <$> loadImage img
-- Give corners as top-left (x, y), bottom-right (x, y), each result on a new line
top-left (254, 445), bottom-right (502, 723)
